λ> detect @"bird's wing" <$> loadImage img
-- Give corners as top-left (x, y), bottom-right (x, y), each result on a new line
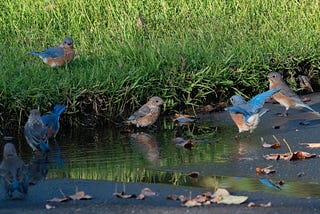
top-left (128, 105), bottom-right (151, 120)
top-left (248, 88), bottom-right (281, 112)
top-left (39, 46), bottom-right (64, 58)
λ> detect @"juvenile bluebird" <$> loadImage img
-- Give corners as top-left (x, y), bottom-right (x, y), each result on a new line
top-left (267, 72), bottom-right (318, 116)
top-left (0, 143), bottom-right (29, 199)
top-left (41, 104), bottom-right (67, 139)
top-left (24, 109), bottom-right (49, 153)
top-left (225, 88), bottom-right (281, 133)
top-left (30, 37), bottom-right (75, 68)
top-left (125, 96), bottom-right (164, 127)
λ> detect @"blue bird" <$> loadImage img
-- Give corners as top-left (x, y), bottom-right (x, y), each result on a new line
top-left (41, 105), bottom-right (67, 139)
top-left (0, 143), bottom-right (29, 199)
top-left (30, 37), bottom-right (75, 68)
top-left (225, 88), bottom-right (281, 133)
top-left (24, 109), bottom-right (49, 153)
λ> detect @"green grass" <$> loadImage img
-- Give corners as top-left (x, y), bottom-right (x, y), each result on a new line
top-left (1, 0), bottom-right (320, 130)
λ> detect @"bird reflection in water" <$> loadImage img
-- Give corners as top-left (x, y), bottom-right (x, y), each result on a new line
top-left (129, 132), bottom-right (160, 164)
top-left (28, 152), bottom-right (49, 185)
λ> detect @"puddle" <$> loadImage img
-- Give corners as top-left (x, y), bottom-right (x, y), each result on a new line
top-left (4, 111), bottom-right (320, 198)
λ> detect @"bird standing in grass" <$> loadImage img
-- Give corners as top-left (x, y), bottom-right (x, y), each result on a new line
top-left (30, 37), bottom-right (75, 68)
top-left (225, 88), bottom-right (281, 133)
top-left (267, 72), bottom-right (318, 116)
top-left (125, 96), bottom-right (164, 127)
top-left (0, 143), bottom-right (29, 199)
top-left (41, 104), bottom-right (67, 139)
top-left (24, 109), bottom-right (49, 153)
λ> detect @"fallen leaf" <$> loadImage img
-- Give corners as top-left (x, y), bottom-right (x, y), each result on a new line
top-left (272, 125), bottom-right (280, 129)
top-left (182, 199), bottom-right (202, 207)
top-left (263, 151), bottom-right (317, 161)
top-left (140, 187), bottom-right (157, 196)
top-left (300, 143), bottom-right (320, 148)
top-left (248, 201), bottom-right (272, 207)
top-left (136, 193), bottom-right (146, 200)
top-left (172, 137), bottom-right (197, 151)
top-left (114, 192), bottom-right (137, 199)
top-left (217, 195), bottom-right (248, 205)
top-left (297, 172), bottom-right (305, 177)
top-left (187, 172), bottom-right (200, 179)
top-left (166, 195), bottom-right (176, 200)
top-left (45, 204), bottom-right (55, 209)
top-left (212, 188), bottom-right (230, 197)
top-left (47, 197), bottom-right (70, 203)
top-left (68, 186), bottom-right (92, 200)
top-left (278, 180), bottom-right (285, 185)
top-left (261, 137), bottom-right (280, 149)
top-left (173, 113), bottom-right (198, 125)
top-left (47, 188), bottom-right (70, 203)
top-left (201, 102), bottom-right (227, 113)
top-left (256, 165), bottom-right (276, 175)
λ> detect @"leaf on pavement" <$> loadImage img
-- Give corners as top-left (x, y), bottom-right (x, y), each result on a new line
top-left (300, 143), bottom-right (320, 148)
top-left (216, 195), bottom-right (248, 205)
top-left (256, 165), bottom-right (276, 174)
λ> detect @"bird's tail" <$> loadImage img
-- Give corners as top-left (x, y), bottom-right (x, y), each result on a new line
top-left (29, 51), bottom-right (40, 55)
top-left (297, 102), bottom-right (319, 114)
top-left (52, 105), bottom-right (67, 116)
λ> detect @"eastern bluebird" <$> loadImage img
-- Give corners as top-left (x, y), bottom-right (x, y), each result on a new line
top-left (41, 104), bottom-right (67, 139)
top-left (225, 88), bottom-right (281, 133)
top-left (30, 37), bottom-right (75, 68)
top-left (24, 109), bottom-right (49, 153)
top-left (267, 72), bottom-right (318, 116)
top-left (125, 96), bottom-right (164, 127)
top-left (0, 143), bottom-right (29, 199)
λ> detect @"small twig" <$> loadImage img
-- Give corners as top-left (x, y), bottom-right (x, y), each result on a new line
top-left (282, 138), bottom-right (293, 154)
top-left (189, 191), bottom-right (192, 200)
top-left (272, 135), bottom-right (281, 145)
top-left (123, 183), bottom-right (126, 194)
top-left (59, 188), bottom-right (67, 198)
top-left (75, 185), bottom-right (78, 193)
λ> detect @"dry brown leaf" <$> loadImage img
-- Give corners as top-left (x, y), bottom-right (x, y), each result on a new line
top-left (194, 194), bottom-right (208, 203)
top-left (68, 186), bottom-right (92, 200)
top-left (256, 165), bottom-right (276, 175)
top-left (182, 199), bottom-right (202, 207)
top-left (261, 137), bottom-right (281, 149)
top-left (263, 151), bottom-right (317, 161)
top-left (166, 195), bottom-right (177, 200)
top-left (300, 143), bottom-right (320, 148)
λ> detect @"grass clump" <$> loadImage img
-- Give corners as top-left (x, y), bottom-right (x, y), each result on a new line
top-left (0, 0), bottom-right (320, 132)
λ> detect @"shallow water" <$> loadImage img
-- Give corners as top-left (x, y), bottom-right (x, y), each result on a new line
top-left (5, 109), bottom-right (320, 198)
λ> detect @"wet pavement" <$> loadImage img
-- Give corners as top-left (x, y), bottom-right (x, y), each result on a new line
top-left (0, 92), bottom-right (320, 213)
